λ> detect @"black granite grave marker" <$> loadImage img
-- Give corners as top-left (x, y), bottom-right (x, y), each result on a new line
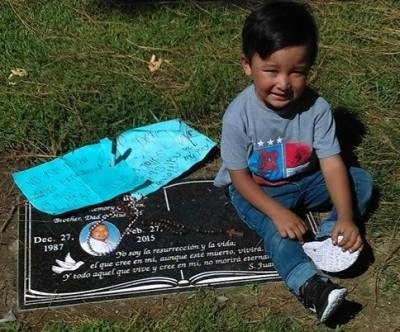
top-left (18, 180), bottom-right (280, 309)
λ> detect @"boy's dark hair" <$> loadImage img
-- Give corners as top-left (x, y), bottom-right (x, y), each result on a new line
top-left (242, 1), bottom-right (318, 65)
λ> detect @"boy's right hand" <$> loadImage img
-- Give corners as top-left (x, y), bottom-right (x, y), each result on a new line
top-left (271, 209), bottom-right (307, 243)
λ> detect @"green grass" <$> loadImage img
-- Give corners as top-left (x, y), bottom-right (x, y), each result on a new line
top-left (0, 0), bottom-right (245, 154)
top-left (1, 0), bottom-right (399, 232)
top-left (1, 292), bottom-right (321, 332)
top-left (1, 0), bottom-right (399, 330)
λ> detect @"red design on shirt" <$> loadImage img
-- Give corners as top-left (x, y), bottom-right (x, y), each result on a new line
top-left (284, 142), bottom-right (312, 168)
top-left (259, 150), bottom-right (279, 172)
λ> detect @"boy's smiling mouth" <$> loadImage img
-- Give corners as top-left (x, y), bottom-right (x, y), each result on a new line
top-left (272, 93), bottom-right (288, 99)
top-left (271, 91), bottom-right (292, 101)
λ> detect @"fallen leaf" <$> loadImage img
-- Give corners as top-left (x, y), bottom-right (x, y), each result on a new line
top-left (216, 295), bottom-right (229, 306)
top-left (226, 228), bottom-right (244, 238)
top-left (0, 310), bottom-right (16, 324)
top-left (148, 54), bottom-right (163, 73)
top-left (8, 68), bottom-right (28, 79)
top-left (211, 295), bottom-right (229, 315)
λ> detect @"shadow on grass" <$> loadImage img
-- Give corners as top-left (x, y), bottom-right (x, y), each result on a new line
top-left (325, 299), bottom-right (363, 328)
top-left (334, 107), bottom-right (379, 274)
top-left (334, 107), bottom-right (366, 168)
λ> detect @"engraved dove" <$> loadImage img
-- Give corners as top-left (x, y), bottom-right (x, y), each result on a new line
top-left (51, 253), bottom-right (84, 274)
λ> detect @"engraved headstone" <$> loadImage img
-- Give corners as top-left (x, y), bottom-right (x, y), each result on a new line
top-left (18, 180), bottom-right (280, 309)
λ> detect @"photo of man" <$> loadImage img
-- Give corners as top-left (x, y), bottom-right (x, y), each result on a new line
top-left (79, 221), bottom-right (120, 256)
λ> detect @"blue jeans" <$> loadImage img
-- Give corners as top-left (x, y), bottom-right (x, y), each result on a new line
top-left (229, 167), bottom-right (373, 295)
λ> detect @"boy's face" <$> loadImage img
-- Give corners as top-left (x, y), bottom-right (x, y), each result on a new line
top-left (241, 46), bottom-right (309, 110)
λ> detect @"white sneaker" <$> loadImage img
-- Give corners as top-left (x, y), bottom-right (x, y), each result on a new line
top-left (302, 236), bottom-right (361, 272)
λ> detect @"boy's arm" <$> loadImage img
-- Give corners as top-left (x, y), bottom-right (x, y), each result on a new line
top-left (229, 168), bottom-right (306, 243)
top-left (319, 155), bottom-right (363, 253)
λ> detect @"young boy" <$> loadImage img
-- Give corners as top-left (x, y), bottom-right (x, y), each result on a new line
top-left (214, 1), bottom-right (373, 322)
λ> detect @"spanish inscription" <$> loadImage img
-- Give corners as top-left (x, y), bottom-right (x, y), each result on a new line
top-left (18, 180), bottom-right (280, 309)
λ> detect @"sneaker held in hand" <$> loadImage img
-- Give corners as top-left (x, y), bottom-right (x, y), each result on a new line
top-left (302, 236), bottom-right (361, 273)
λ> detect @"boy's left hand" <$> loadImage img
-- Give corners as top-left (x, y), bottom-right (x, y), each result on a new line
top-left (331, 219), bottom-right (363, 253)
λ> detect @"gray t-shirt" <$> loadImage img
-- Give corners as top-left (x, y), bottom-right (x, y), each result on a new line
top-left (214, 85), bottom-right (340, 187)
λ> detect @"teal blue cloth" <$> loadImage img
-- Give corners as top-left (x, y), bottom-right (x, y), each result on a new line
top-left (13, 119), bottom-right (216, 214)
top-left (118, 119), bottom-right (216, 198)
top-left (13, 138), bottom-right (146, 215)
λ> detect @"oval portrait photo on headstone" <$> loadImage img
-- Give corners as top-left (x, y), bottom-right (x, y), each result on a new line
top-left (79, 221), bottom-right (120, 256)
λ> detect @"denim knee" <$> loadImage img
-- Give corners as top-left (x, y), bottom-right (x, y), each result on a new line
top-left (265, 230), bottom-right (319, 293)
top-left (266, 230), bottom-right (308, 270)
top-left (265, 230), bottom-right (281, 257)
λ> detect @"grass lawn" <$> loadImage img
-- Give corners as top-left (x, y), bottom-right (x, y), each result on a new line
top-left (0, 0), bottom-right (399, 331)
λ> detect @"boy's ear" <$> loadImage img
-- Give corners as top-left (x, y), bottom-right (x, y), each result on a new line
top-left (240, 55), bottom-right (252, 76)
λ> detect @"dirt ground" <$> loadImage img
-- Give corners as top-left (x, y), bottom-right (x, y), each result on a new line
top-left (1, 158), bottom-right (399, 331)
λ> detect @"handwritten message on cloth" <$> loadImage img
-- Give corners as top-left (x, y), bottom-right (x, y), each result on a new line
top-left (12, 139), bottom-right (145, 215)
top-left (117, 119), bottom-right (216, 198)
top-left (13, 119), bottom-right (216, 214)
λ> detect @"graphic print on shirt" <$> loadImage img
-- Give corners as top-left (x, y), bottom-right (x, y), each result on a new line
top-left (248, 138), bottom-right (312, 182)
